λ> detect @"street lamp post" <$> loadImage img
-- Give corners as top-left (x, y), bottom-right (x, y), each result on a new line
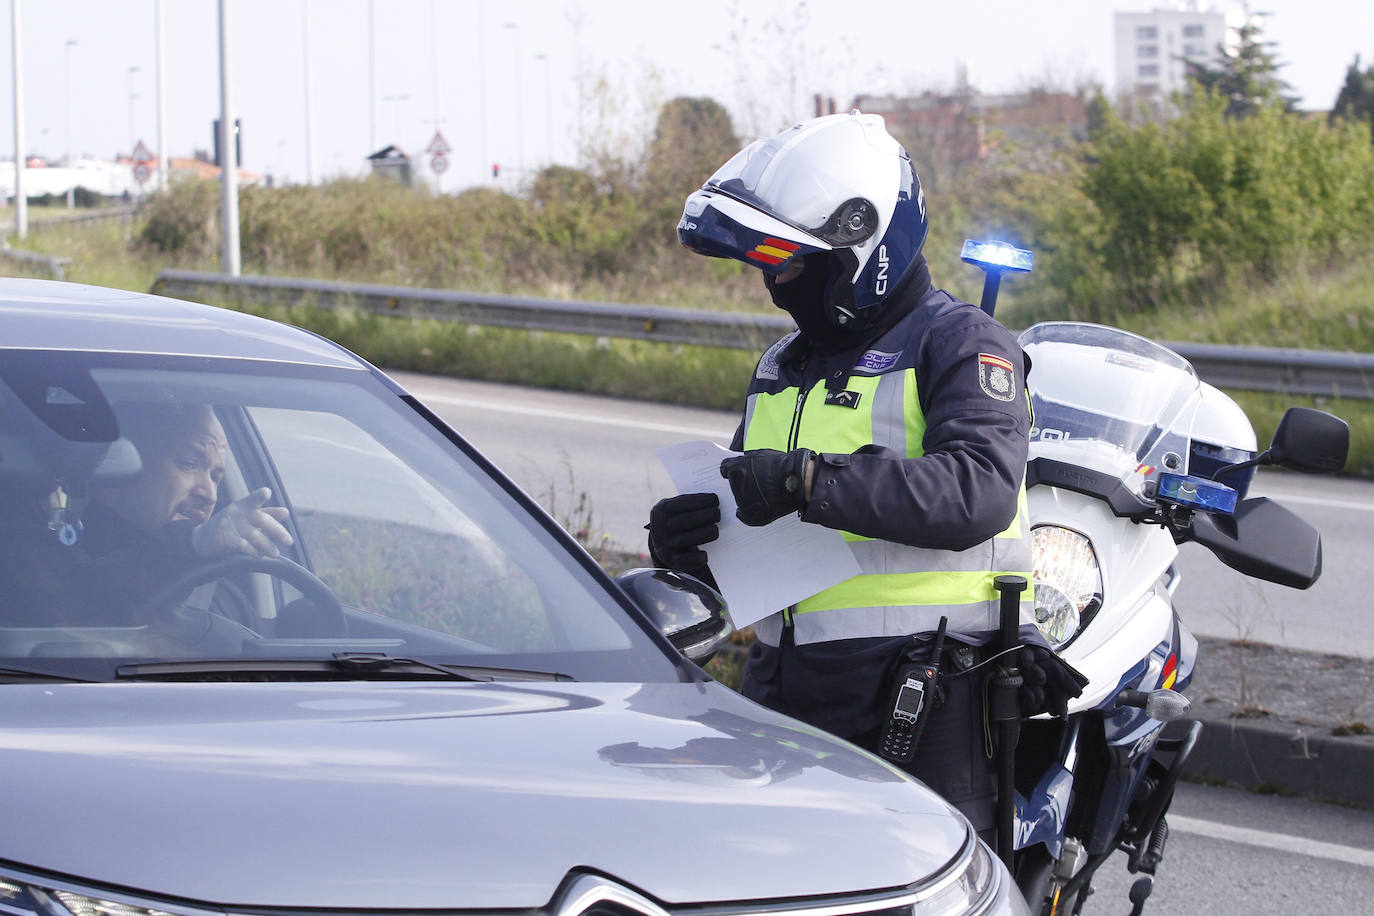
top-left (12, 0), bottom-right (26, 239)
top-left (155, 0), bottom-right (167, 191)
top-left (382, 93), bottom-right (410, 144)
top-left (64, 38), bottom-right (76, 208)
top-left (217, 0), bottom-right (239, 275)
top-left (503, 22), bottom-right (522, 177)
top-left (302, 0), bottom-right (316, 184)
top-left (367, 0), bottom-right (376, 153)
top-left (534, 52), bottom-right (552, 165)
top-left (127, 65), bottom-right (141, 151)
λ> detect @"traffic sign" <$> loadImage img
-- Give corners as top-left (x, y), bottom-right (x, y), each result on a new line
top-left (426, 131), bottom-right (451, 155)
top-left (131, 139), bottom-right (153, 162)
top-left (132, 162), bottom-right (151, 184)
top-left (431, 154), bottom-right (449, 175)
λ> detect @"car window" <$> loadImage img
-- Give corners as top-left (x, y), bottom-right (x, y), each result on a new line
top-left (248, 406), bottom-right (561, 651)
top-left (0, 353), bottom-right (676, 683)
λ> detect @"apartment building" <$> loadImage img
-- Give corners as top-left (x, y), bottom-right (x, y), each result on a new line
top-left (1114, 5), bottom-right (1235, 98)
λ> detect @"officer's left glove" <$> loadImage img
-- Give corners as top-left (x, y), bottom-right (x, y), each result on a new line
top-left (1017, 645), bottom-right (1089, 718)
top-left (719, 448), bottom-right (815, 527)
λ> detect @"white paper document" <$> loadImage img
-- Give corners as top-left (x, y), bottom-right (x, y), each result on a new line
top-left (656, 441), bottom-right (861, 628)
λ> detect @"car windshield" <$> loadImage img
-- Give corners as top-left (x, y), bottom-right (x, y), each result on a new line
top-left (0, 350), bottom-right (679, 683)
top-left (1019, 321), bottom-right (1203, 495)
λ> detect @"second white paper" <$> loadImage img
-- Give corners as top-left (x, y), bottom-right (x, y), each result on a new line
top-left (656, 440), bottom-right (861, 628)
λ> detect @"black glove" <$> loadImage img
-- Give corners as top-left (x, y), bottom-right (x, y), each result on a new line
top-left (1017, 645), bottom-right (1089, 718)
top-left (719, 448), bottom-right (815, 526)
top-left (647, 492), bottom-right (720, 574)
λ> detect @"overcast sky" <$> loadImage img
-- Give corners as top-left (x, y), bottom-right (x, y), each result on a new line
top-left (2, 0), bottom-right (1370, 190)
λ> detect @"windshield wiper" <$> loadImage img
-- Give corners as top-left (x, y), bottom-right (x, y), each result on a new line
top-left (115, 653), bottom-right (573, 682)
top-left (0, 666), bottom-right (98, 683)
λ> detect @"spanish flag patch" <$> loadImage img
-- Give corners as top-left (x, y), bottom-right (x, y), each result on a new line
top-left (745, 237), bottom-right (800, 266)
top-left (978, 352), bottom-right (1016, 402)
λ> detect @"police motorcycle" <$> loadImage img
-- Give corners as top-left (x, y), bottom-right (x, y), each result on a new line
top-left (961, 241), bottom-right (1350, 916)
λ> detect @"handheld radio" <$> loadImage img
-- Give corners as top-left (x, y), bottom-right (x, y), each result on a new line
top-left (879, 617), bottom-right (948, 763)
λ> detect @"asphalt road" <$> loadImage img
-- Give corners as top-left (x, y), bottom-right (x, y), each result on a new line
top-left (1086, 781), bottom-right (1374, 913)
top-left (394, 371), bottom-right (1374, 661)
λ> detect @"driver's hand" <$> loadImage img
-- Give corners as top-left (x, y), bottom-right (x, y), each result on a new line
top-left (190, 487), bottom-right (293, 559)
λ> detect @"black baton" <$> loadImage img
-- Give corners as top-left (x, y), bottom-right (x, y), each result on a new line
top-left (991, 574), bottom-right (1028, 870)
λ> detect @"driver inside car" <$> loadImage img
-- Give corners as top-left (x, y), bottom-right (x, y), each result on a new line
top-left (2, 402), bottom-right (294, 627)
top-left (93, 402), bottom-right (292, 564)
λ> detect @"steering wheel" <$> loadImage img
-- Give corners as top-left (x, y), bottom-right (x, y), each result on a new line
top-left (142, 554), bottom-right (345, 636)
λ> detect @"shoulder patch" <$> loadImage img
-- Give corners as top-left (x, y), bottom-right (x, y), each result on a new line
top-left (756, 332), bottom-right (798, 381)
top-left (978, 352), bottom-right (1017, 402)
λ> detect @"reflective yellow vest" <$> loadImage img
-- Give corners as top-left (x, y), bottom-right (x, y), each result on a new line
top-left (743, 364), bottom-right (1034, 646)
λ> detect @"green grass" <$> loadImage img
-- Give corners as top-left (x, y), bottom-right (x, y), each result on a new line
top-left (1127, 259), bottom-right (1374, 353)
top-left (14, 217), bottom-right (161, 292)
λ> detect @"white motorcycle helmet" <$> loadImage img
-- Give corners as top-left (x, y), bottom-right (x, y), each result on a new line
top-left (677, 111), bottom-right (928, 328)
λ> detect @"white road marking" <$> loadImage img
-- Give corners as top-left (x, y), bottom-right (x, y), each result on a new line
top-left (416, 392), bottom-right (735, 442)
top-left (1170, 815), bottom-right (1374, 867)
top-left (1248, 491), bottom-right (1374, 513)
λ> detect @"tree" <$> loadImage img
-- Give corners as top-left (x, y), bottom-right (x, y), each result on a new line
top-left (1330, 55), bottom-right (1374, 142)
top-left (644, 97), bottom-right (739, 199)
top-left (1183, 13), bottom-right (1297, 118)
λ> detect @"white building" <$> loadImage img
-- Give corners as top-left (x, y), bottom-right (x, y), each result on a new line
top-left (0, 157), bottom-right (141, 201)
top-left (1114, 4), bottom-right (1239, 99)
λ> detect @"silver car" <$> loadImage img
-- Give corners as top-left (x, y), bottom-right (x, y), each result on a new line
top-left (0, 280), bottom-right (1026, 916)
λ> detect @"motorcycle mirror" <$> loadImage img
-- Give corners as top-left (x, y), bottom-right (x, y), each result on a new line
top-left (613, 568), bottom-right (734, 664)
top-left (1266, 406), bottom-right (1349, 475)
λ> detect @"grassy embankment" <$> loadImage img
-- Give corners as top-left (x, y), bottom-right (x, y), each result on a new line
top-left (8, 187), bottom-right (1372, 479)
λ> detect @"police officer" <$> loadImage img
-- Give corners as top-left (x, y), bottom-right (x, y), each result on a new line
top-left (649, 111), bottom-right (1084, 837)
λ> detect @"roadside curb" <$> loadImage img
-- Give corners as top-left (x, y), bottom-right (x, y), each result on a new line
top-left (1187, 714), bottom-right (1374, 808)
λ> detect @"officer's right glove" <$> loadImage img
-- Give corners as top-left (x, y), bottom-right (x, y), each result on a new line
top-left (719, 448), bottom-right (815, 527)
top-left (1017, 645), bottom-right (1089, 718)
top-left (647, 492), bottom-right (720, 575)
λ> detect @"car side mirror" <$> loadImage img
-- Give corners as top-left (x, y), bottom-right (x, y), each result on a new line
top-left (613, 568), bottom-right (734, 665)
top-left (1267, 407), bottom-right (1348, 475)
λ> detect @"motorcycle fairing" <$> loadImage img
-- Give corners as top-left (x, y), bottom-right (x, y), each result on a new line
top-left (1014, 763), bottom-right (1073, 857)
top-left (1085, 628), bottom-right (1186, 854)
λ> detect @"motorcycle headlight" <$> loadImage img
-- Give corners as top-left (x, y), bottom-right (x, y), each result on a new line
top-left (1031, 525), bottom-right (1102, 650)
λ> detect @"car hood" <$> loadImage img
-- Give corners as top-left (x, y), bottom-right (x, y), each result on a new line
top-left (0, 680), bottom-right (967, 910)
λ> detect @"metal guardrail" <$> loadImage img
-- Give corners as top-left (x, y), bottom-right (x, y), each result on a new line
top-left (0, 247), bottom-right (71, 280)
top-left (151, 269), bottom-right (796, 351)
top-left (32, 205), bottom-right (137, 227)
top-left (151, 269), bottom-right (1374, 401)
top-left (1169, 340), bottom-right (1374, 401)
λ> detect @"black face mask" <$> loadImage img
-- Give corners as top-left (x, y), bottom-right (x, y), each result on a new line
top-left (765, 254), bottom-right (869, 354)
top-left (765, 252), bottom-right (932, 355)
top-left (766, 256), bottom-right (829, 332)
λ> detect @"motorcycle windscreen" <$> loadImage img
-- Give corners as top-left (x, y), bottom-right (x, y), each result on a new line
top-left (1190, 496), bottom-right (1322, 589)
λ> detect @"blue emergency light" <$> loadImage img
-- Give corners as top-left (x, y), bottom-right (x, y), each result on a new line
top-left (961, 239), bottom-right (1034, 272)
top-left (1155, 473), bottom-right (1238, 514)
top-left (960, 239), bottom-right (1034, 317)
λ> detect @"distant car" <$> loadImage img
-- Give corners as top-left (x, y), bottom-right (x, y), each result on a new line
top-left (0, 280), bottom-right (1025, 916)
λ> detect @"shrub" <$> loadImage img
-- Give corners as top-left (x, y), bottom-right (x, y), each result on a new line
top-left (1074, 93), bottom-right (1374, 314)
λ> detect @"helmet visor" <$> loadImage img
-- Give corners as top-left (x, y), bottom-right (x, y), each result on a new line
top-left (678, 189), bottom-right (831, 275)
top-left (700, 121), bottom-right (889, 247)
